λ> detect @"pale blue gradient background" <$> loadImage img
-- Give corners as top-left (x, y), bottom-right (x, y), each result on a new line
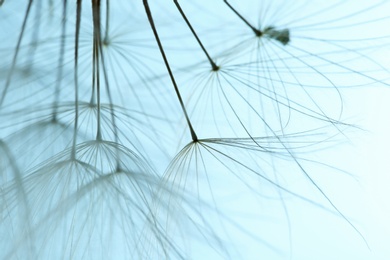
top-left (0, 1), bottom-right (390, 259)
top-left (179, 1), bottom-right (390, 259)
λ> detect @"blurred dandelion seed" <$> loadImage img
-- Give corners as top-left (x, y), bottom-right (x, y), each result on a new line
top-left (1, 0), bottom-right (390, 259)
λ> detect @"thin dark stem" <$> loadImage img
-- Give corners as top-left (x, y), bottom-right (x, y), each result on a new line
top-left (103, 0), bottom-right (109, 44)
top-left (143, 0), bottom-right (198, 142)
top-left (224, 0), bottom-right (262, 36)
top-left (174, 0), bottom-right (219, 71)
top-left (52, 0), bottom-right (68, 121)
top-left (24, 0), bottom-right (41, 71)
top-left (90, 45), bottom-right (96, 105)
top-left (0, 0), bottom-right (33, 107)
top-left (72, 0), bottom-right (82, 159)
top-left (96, 32), bottom-right (121, 170)
top-left (92, 0), bottom-right (102, 140)
top-left (94, 41), bottom-right (102, 140)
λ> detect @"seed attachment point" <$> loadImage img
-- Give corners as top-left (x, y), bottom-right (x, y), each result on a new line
top-left (211, 63), bottom-right (220, 72)
top-left (102, 38), bottom-right (110, 47)
top-left (253, 28), bottom-right (263, 37)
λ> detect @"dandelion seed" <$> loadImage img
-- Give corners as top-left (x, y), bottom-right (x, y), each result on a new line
top-left (264, 26), bottom-right (290, 45)
top-left (1, 140), bottom-right (186, 259)
top-left (1, 0), bottom-right (390, 259)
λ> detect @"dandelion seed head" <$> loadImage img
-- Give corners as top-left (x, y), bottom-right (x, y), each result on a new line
top-left (1, 0), bottom-right (390, 259)
top-left (1, 140), bottom-right (182, 259)
top-left (264, 26), bottom-right (290, 45)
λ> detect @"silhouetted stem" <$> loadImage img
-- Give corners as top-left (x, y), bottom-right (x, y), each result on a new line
top-left (0, 0), bottom-right (33, 107)
top-left (72, 0), bottom-right (82, 159)
top-left (52, 0), bottom-right (68, 121)
top-left (92, 0), bottom-right (102, 140)
top-left (224, 0), bottom-right (262, 36)
top-left (143, 0), bottom-right (198, 142)
top-left (174, 0), bottom-right (219, 71)
top-left (103, 0), bottom-right (110, 44)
